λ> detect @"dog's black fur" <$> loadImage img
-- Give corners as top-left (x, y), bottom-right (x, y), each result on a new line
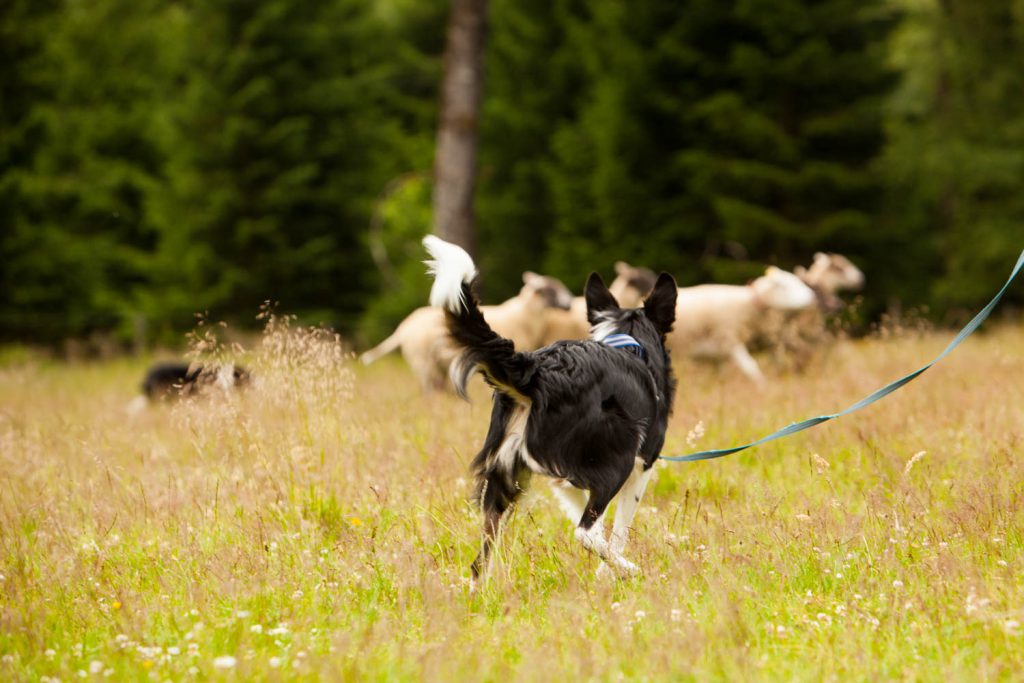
top-left (444, 269), bottom-right (677, 580)
top-left (141, 361), bottom-right (249, 400)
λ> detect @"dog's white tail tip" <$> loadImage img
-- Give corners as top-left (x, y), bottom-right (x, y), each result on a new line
top-left (423, 235), bottom-right (477, 312)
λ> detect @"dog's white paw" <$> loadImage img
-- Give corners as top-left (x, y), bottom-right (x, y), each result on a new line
top-left (612, 555), bottom-right (639, 577)
top-left (596, 557), bottom-right (639, 580)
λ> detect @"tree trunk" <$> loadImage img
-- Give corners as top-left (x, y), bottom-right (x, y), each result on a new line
top-left (432, 0), bottom-right (488, 258)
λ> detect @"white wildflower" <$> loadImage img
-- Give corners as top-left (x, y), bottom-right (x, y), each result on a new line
top-left (212, 656), bottom-right (237, 670)
top-left (686, 421), bottom-right (705, 448)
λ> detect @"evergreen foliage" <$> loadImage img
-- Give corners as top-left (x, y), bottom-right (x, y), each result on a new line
top-left (541, 0), bottom-right (898, 290)
top-left (150, 0), bottom-right (435, 337)
top-left (0, 0), bottom-right (1020, 347)
top-left (1, 0), bottom-right (180, 342)
top-left (885, 0), bottom-right (1024, 316)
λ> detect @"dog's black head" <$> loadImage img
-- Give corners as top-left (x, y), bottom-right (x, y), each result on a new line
top-left (585, 271), bottom-right (677, 342)
top-left (584, 270), bottom-right (678, 457)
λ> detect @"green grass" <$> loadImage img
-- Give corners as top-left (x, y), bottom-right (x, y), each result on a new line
top-left (1, 322), bottom-right (1023, 681)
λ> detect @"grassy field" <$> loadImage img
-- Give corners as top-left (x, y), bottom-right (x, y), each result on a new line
top-left (1, 318), bottom-right (1023, 681)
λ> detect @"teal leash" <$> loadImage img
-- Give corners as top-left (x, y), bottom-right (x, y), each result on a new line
top-left (660, 248), bottom-right (1024, 464)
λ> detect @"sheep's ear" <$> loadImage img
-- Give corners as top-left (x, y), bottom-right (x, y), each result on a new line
top-left (585, 272), bottom-right (619, 324)
top-left (643, 272), bottom-right (677, 335)
top-left (522, 271), bottom-right (541, 286)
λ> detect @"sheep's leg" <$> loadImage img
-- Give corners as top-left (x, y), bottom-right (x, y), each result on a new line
top-left (730, 344), bottom-right (766, 386)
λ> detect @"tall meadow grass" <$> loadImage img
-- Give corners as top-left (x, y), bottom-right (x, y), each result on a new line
top-left (1, 316), bottom-right (1022, 680)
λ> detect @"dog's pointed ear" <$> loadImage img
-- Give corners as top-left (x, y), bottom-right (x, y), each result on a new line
top-left (643, 272), bottom-right (677, 334)
top-left (585, 272), bottom-right (619, 324)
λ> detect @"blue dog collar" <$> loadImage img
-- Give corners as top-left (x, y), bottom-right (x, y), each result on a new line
top-left (602, 333), bottom-right (646, 359)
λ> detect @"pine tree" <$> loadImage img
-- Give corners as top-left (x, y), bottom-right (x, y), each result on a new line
top-left (154, 0), bottom-right (419, 334)
top-left (884, 0), bottom-right (1024, 315)
top-left (475, 0), bottom-right (587, 298)
top-left (542, 0), bottom-right (897, 291)
top-left (0, 0), bottom-right (60, 340)
top-left (0, 0), bottom-right (184, 343)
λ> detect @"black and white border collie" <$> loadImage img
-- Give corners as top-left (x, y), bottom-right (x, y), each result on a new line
top-left (423, 236), bottom-right (677, 583)
top-left (141, 361), bottom-right (249, 401)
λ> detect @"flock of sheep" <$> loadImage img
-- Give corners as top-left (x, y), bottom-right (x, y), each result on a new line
top-left (360, 252), bottom-right (865, 390)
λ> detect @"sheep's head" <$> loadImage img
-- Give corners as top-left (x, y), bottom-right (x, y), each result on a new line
top-left (609, 261), bottom-right (657, 308)
top-left (796, 252), bottom-right (865, 295)
top-left (521, 271), bottom-right (574, 310)
top-left (751, 267), bottom-right (817, 311)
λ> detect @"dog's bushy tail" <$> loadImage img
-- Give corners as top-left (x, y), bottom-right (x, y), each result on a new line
top-left (423, 236), bottom-right (534, 400)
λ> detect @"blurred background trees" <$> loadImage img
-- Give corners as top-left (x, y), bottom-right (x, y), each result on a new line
top-left (0, 0), bottom-right (1021, 348)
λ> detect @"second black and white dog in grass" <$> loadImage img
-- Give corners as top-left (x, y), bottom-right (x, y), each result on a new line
top-left (141, 361), bottom-right (250, 401)
top-left (422, 236), bottom-right (677, 584)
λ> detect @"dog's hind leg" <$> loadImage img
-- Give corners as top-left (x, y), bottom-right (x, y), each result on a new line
top-left (609, 459), bottom-right (654, 557)
top-left (574, 470), bottom-right (638, 577)
top-left (470, 467), bottom-right (527, 587)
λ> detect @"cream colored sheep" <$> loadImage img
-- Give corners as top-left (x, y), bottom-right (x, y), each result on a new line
top-left (796, 252), bottom-right (865, 311)
top-left (540, 262), bottom-right (657, 345)
top-left (668, 267), bottom-right (817, 386)
top-left (360, 272), bottom-right (573, 391)
top-left (761, 252), bottom-right (866, 370)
